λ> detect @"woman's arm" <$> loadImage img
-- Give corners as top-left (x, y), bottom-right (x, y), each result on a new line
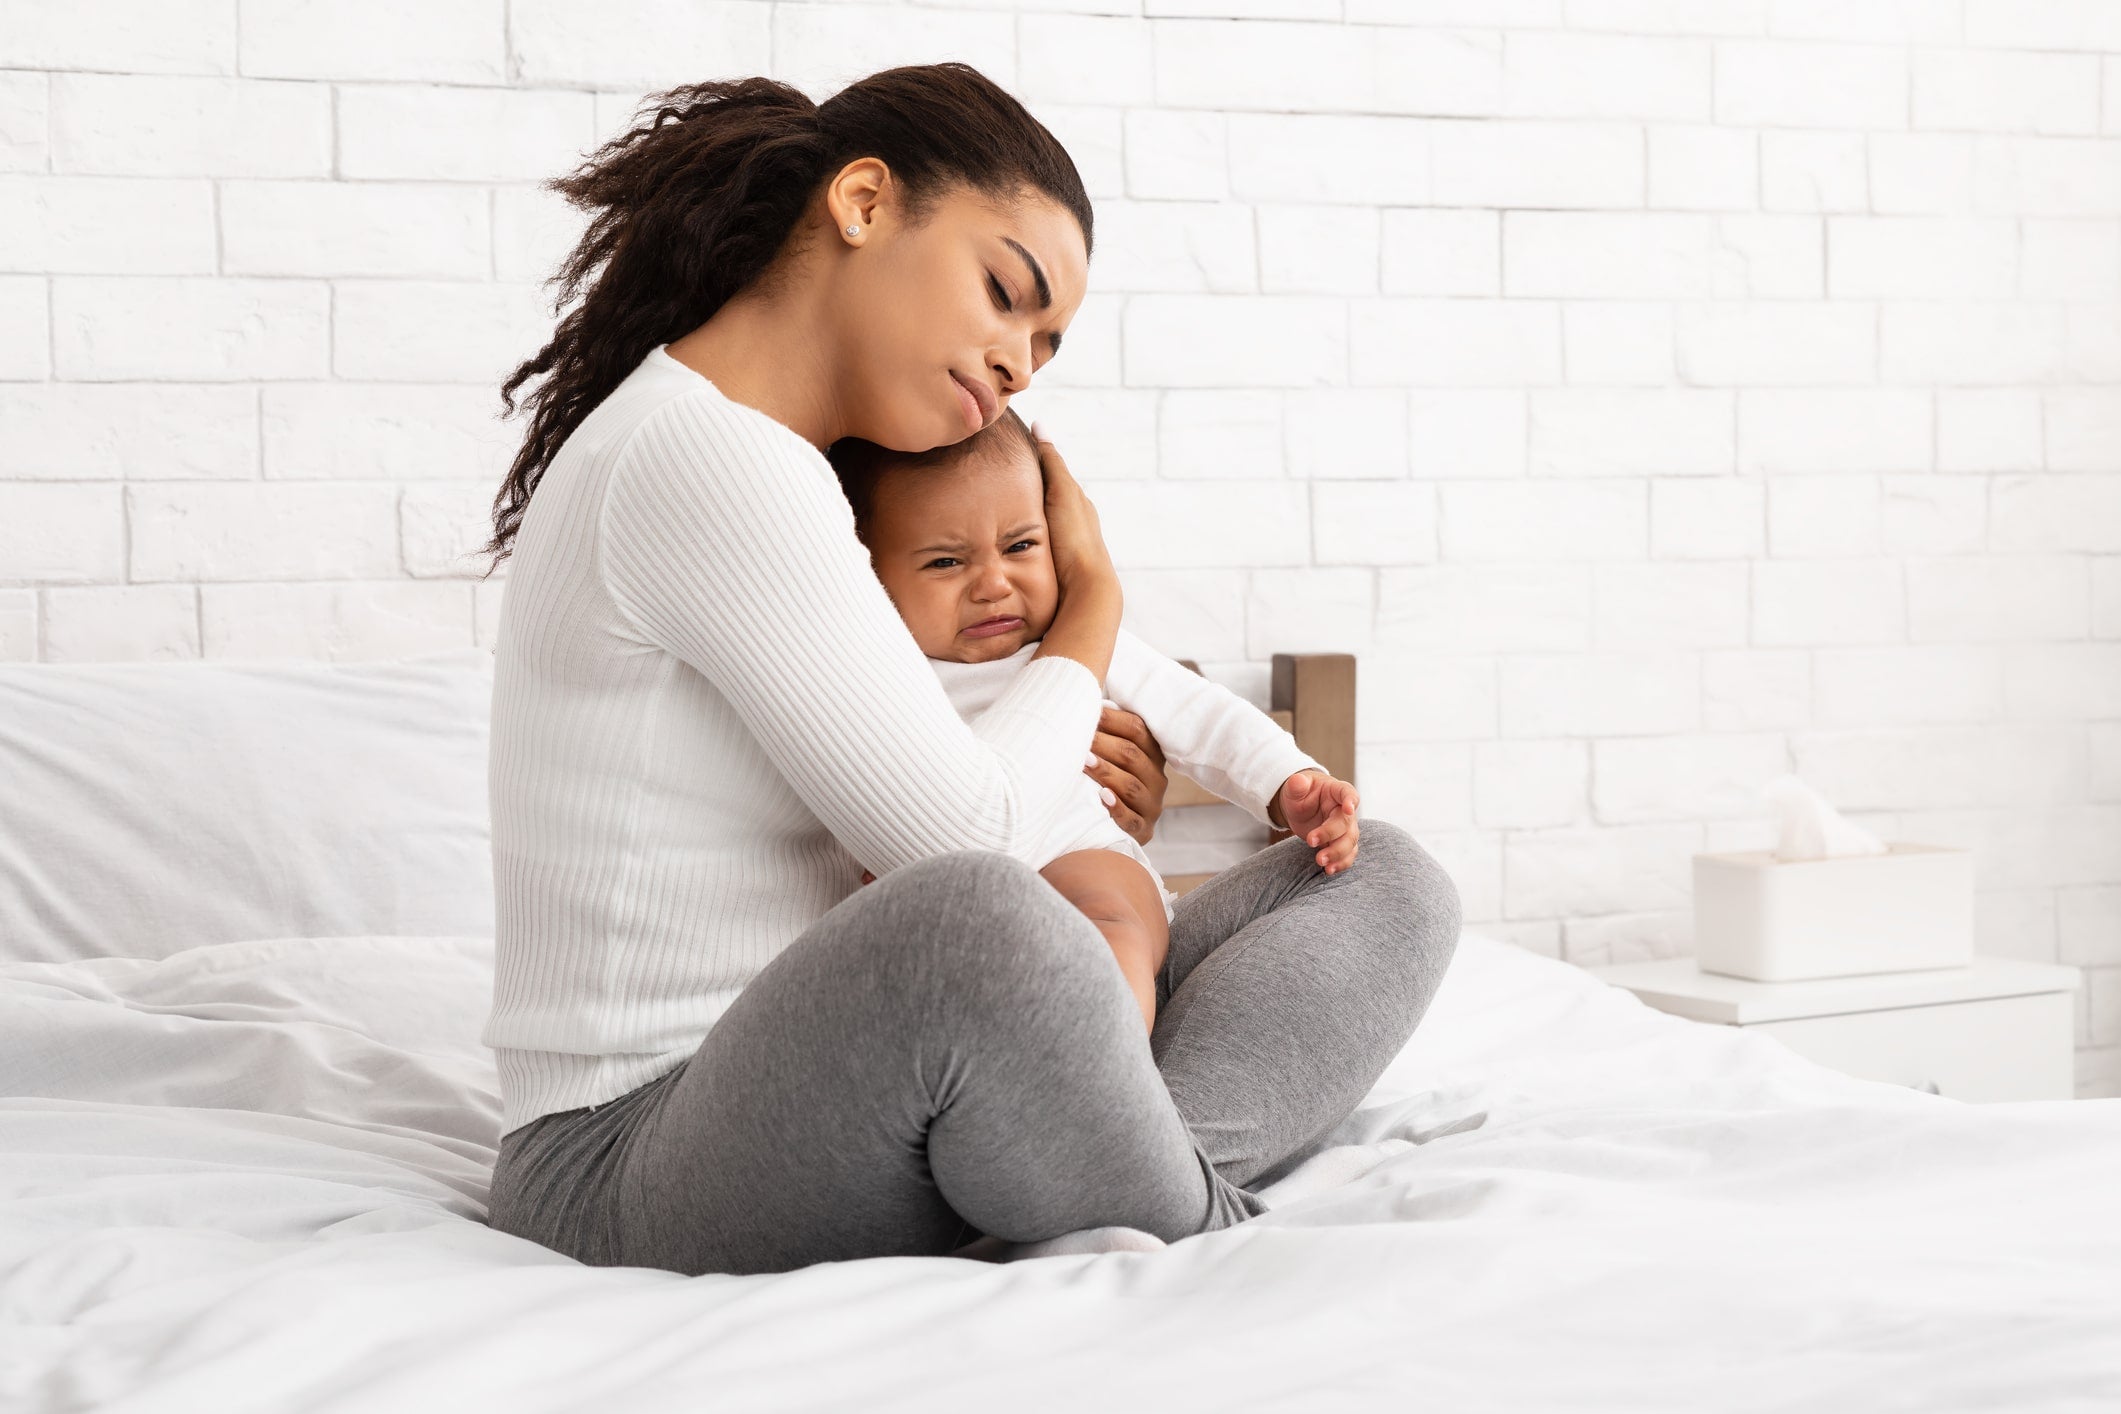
top-left (598, 392), bottom-right (1106, 879)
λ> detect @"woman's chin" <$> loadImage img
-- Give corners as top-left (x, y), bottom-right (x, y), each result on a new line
top-left (929, 392), bottom-right (981, 446)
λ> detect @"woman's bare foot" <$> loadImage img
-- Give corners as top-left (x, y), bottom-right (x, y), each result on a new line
top-left (950, 1225), bottom-right (1168, 1262)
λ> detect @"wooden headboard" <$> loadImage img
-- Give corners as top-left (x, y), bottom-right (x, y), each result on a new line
top-left (1158, 651), bottom-right (1356, 899)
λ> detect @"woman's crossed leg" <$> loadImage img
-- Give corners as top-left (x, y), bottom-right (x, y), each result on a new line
top-left (486, 816), bottom-right (1460, 1277)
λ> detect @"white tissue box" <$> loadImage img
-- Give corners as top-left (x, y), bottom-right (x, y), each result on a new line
top-left (1691, 843), bottom-right (1974, 982)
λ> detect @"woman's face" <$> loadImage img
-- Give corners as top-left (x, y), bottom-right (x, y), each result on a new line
top-left (863, 446), bottom-right (1060, 663)
top-left (824, 171), bottom-right (1089, 454)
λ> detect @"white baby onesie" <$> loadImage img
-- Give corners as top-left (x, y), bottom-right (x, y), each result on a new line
top-left (927, 627), bottom-right (1330, 924)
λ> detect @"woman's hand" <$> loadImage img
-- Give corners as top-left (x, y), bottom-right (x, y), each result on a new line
top-left (1029, 427), bottom-right (1161, 844)
top-left (1030, 420), bottom-right (1118, 598)
top-left (1085, 703), bottom-right (1169, 847)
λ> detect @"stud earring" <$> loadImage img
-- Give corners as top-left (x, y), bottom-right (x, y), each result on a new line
top-left (845, 224), bottom-right (860, 236)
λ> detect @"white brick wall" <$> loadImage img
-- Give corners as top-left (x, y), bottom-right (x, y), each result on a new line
top-left (3, 0), bottom-right (2118, 1096)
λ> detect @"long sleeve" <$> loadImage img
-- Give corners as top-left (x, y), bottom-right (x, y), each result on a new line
top-left (596, 391), bottom-right (1106, 877)
top-left (1103, 626), bottom-right (1328, 830)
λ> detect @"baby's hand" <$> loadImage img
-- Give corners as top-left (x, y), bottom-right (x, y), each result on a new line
top-left (1276, 769), bottom-right (1360, 876)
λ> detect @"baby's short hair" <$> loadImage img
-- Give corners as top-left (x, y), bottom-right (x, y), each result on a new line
top-left (828, 407), bottom-right (1040, 541)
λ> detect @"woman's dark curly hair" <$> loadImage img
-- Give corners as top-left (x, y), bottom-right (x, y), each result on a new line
top-left (476, 63), bottom-right (1094, 576)
top-left (828, 405), bottom-right (1041, 544)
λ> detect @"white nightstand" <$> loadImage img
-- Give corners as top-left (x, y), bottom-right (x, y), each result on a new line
top-left (1586, 957), bottom-right (2081, 1102)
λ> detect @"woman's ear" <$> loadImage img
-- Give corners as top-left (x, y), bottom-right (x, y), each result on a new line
top-left (825, 156), bottom-right (892, 240)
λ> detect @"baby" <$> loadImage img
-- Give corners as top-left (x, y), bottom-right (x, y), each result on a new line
top-left (828, 409), bottom-right (1363, 1034)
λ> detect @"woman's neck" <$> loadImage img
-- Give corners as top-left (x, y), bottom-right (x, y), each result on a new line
top-left (665, 290), bottom-right (848, 451)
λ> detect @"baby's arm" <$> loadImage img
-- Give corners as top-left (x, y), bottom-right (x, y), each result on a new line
top-left (1104, 629), bottom-right (1352, 857)
top-left (1037, 849), bottom-right (1169, 1035)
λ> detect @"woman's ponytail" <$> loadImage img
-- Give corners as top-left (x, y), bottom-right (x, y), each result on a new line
top-left (481, 78), bottom-right (826, 572)
top-left (478, 63), bottom-right (1092, 575)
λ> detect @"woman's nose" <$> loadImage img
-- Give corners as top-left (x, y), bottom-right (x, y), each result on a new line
top-left (992, 340), bottom-right (1030, 394)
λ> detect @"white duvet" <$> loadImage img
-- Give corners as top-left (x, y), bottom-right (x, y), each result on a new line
top-left (3, 931), bottom-right (2117, 1413)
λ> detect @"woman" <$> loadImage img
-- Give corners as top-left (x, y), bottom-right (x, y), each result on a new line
top-left (476, 63), bottom-right (1462, 1278)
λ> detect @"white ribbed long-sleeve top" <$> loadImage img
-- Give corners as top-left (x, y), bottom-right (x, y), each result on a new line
top-left (481, 344), bottom-right (1109, 1137)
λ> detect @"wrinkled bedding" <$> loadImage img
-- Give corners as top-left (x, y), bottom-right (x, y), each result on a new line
top-left (4, 931), bottom-right (2118, 1413)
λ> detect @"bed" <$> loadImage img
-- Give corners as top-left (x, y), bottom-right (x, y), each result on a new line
top-left (4, 649), bottom-right (2118, 1412)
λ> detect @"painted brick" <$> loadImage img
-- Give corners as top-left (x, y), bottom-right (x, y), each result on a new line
top-left (49, 74), bottom-right (328, 177)
top-left (338, 86), bottom-right (595, 183)
top-left (42, 584), bottom-right (199, 660)
top-left (508, 0), bottom-right (770, 89)
top-left (0, 72), bottom-right (48, 173)
top-left (0, 383), bottom-right (256, 479)
top-left (53, 277), bottom-right (329, 380)
top-left (222, 181), bottom-right (488, 278)
top-left (0, 276), bottom-right (48, 379)
top-left (239, 0), bottom-right (505, 83)
top-left (201, 580), bottom-right (474, 659)
top-left (127, 482), bottom-right (402, 581)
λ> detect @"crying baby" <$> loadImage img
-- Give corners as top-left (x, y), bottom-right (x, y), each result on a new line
top-left (827, 409), bottom-right (1360, 1034)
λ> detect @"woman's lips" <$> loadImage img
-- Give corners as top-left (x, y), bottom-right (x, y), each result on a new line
top-left (961, 616), bottom-right (1022, 639)
top-left (949, 372), bottom-right (986, 433)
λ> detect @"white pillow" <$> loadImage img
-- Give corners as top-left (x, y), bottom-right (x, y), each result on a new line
top-left (0, 649), bottom-right (494, 964)
top-left (0, 933), bottom-right (502, 1153)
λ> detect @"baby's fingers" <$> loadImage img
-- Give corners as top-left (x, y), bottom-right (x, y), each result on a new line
top-left (1320, 826), bottom-right (1360, 875)
top-left (1301, 812), bottom-right (1352, 850)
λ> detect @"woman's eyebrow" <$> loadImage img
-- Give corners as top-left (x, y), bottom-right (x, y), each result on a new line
top-left (1000, 237), bottom-right (1051, 309)
top-left (998, 236), bottom-right (1063, 357)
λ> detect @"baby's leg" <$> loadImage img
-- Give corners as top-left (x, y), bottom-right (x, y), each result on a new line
top-left (1037, 850), bottom-right (1170, 1035)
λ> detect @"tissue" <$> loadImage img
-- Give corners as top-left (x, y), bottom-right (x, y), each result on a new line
top-left (1695, 777), bottom-right (1971, 980)
top-left (1760, 773), bottom-right (1888, 862)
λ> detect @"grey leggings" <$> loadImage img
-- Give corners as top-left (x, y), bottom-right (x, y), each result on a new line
top-left (484, 816), bottom-right (1461, 1277)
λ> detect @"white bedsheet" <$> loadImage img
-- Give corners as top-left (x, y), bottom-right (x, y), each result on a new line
top-left (3, 931), bottom-right (2117, 1413)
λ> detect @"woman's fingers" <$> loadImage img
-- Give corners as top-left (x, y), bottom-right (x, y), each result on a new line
top-left (1032, 424), bottom-right (1117, 592)
top-left (1086, 752), bottom-right (1152, 822)
top-left (1088, 727), bottom-right (1159, 794)
top-left (1086, 706), bottom-right (1168, 847)
top-left (1082, 752), bottom-right (1150, 842)
top-left (1097, 704), bottom-right (1168, 771)
top-left (1084, 758), bottom-right (1153, 845)
top-left (1033, 423), bottom-right (1079, 497)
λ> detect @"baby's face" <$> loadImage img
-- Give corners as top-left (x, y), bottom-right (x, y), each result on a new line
top-left (864, 447), bottom-right (1059, 663)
